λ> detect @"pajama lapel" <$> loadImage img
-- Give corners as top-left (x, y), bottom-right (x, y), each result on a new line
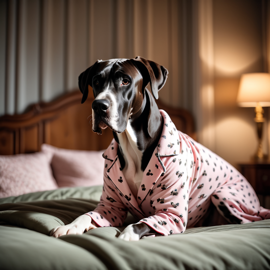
top-left (103, 141), bottom-right (145, 217)
top-left (138, 110), bottom-right (181, 207)
top-left (137, 149), bottom-right (165, 206)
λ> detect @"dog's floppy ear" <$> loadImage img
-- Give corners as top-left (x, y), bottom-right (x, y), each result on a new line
top-left (131, 56), bottom-right (168, 99)
top-left (145, 89), bottom-right (162, 138)
top-left (78, 61), bottom-right (99, 104)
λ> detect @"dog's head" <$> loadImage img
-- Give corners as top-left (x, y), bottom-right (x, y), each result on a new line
top-left (78, 56), bottom-right (168, 134)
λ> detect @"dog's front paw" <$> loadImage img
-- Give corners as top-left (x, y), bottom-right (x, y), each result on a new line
top-left (118, 224), bottom-right (140, 241)
top-left (50, 214), bottom-right (95, 238)
top-left (118, 222), bottom-right (151, 241)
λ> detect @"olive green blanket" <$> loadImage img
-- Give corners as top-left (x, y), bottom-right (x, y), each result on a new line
top-left (0, 186), bottom-right (270, 270)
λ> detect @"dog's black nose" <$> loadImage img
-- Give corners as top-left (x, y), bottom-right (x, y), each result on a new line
top-left (92, 99), bottom-right (110, 113)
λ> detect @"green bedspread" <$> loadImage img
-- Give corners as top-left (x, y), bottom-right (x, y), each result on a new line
top-left (0, 186), bottom-right (270, 270)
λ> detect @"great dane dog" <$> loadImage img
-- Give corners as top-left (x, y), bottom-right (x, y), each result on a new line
top-left (51, 56), bottom-right (270, 241)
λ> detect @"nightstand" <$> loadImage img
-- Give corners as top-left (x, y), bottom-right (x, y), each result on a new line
top-left (238, 162), bottom-right (270, 207)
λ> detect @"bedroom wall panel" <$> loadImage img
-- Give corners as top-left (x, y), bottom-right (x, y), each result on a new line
top-left (213, 0), bottom-right (267, 166)
top-left (133, 0), bottom-right (148, 58)
top-left (265, 0), bottom-right (270, 168)
top-left (40, 0), bottom-right (66, 103)
top-left (66, 0), bottom-right (89, 92)
top-left (170, 0), bottom-right (182, 110)
top-left (192, 0), bottom-right (215, 152)
top-left (150, 0), bottom-right (170, 105)
top-left (114, 0), bottom-right (134, 58)
top-left (3, 0), bottom-right (17, 115)
top-left (16, 0), bottom-right (41, 114)
top-left (0, 1), bottom-right (7, 116)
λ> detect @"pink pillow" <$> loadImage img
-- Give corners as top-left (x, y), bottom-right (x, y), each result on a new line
top-left (0, 152), bottom-right (58, 198)
top-left (42, 144), bottom-right (104, 188)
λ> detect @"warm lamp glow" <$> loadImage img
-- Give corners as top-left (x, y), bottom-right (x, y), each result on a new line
top-left (237, 73), bottom-right (270, 107)
top-left (237, 73), bottom-right (270, 161)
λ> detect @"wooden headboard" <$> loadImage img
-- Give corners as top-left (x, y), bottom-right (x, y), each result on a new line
top-left (0, 90), bottom-right (195, 155)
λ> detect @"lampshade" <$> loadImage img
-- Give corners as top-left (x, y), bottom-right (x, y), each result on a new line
top-left (237, 73), bottom-right (270, 107)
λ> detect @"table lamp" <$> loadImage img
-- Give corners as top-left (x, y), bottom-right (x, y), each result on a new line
top-left (237, 73), bottom-right (270, 161)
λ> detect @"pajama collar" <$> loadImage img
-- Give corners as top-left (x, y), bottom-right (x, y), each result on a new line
top-left (102, 110), bottom-right (181, 174)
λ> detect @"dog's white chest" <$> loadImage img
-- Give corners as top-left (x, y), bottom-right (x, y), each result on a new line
top-left (118, 121), bottom-right (144, 196)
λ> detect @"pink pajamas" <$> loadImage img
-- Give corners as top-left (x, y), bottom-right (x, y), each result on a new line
top-left (86, 110), bottom-right (270, 235)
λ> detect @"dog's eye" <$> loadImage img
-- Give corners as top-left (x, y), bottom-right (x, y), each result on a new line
top-left (121, 79), bottom-right (130, 86)
top-left (94, 80), bottom-right (99, 86)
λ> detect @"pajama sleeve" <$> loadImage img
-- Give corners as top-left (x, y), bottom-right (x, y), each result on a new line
top-left (86, 170), bottom-right (128, 227)
top-left (140, 154), bottom-right (192, 236)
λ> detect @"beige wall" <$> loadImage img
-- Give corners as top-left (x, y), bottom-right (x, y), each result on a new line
top-left (213, 0), bottom-right (269, 166)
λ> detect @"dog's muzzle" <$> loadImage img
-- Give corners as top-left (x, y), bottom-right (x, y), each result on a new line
top-left (92, 99), bottom-right (110, 134)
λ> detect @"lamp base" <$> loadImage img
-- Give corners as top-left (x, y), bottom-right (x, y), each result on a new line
top-left (252, 106), bottom-right (269, 162)
top-left (252, 153), bottom-right (269, 162)
top-left (252, 139), bottom-right (268, 161)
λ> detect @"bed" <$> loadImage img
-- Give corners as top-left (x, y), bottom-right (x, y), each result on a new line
top-left (0, 90), bottom-right (269, 270)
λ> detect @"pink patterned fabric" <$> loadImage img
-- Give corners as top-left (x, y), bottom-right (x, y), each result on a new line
top-left (87, 110), bottom-right (270, 236)
top-left (42, 144), bottom-right (104, 188)
top-left (0, 152), bottom-right (57, 198)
